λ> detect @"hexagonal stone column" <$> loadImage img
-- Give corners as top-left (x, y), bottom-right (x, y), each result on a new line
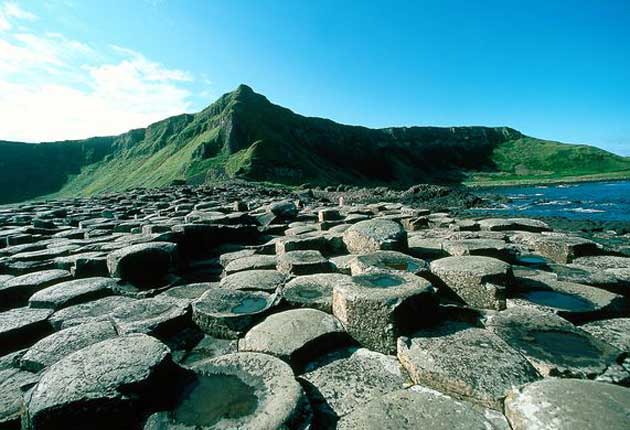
top-left (239, 308), bottom-right (348, 369)
top-left (220, 269), bottom-right (287, 292)
top-left (484, 307), bottom-right (622, 378)
top-left (430, 256), bottom-right (513, 310)
top-left (277, 250), bottom-right (333, 276)
top-left (338, 386), bottom-right (510, 430)
top-left (107, 241), bottom-right (178, 286)
top-left (0, 307), bottom-right (53, 353)
top-left (0, 269), bottom-right (72, 309)
top-left (192, 287), bottom-right (278, 339)
top-left (23, 334), bottom-right (178, 430)
top-left (283, 273), bottom-right (352, 313)
top-left (349, 250), bottom-right (428, 276)
top-left (144, 352), bottom-right (311, 430)
top-left (397, 321), bottom-right (540, 409)
top-left (332, 271), bottom-right (436, 354)
top-left (505, 379), bottom-right (630, 430)
top-left (342, 219), bottom-right (407, 254)
top-left (28, 277), bottom-right (116, 310)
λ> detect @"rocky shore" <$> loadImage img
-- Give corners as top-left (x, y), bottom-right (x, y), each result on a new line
top-left (1, 181), bottom-right (629, 429)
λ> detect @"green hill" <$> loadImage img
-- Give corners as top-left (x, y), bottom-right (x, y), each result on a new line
top-left (1, 84), bottom-right (629, 204)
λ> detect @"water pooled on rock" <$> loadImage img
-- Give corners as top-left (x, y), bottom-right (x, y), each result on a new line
top-left (522, 290), bottom-right (592, 311)
top-left (355, 273), bottom-right (404, 288)
top-left (231, 297), bottom-right (269, 314)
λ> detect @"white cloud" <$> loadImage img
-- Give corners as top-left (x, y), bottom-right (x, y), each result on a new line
top-left (0, 4), bottom-right (201, 142)
top-left (0, 2), bottom-right (36, 31)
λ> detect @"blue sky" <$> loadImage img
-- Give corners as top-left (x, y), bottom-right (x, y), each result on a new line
top-left (1, 0), bottom-right (629, 155)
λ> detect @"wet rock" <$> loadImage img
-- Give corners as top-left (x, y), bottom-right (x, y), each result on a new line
top-left (509, 278), bottom-right (627, 323)
top-left (107, 241), bottom-right (178, 286)
top-left (20, 321), bottom-right (118, 372)
top-left (337, 386), bottom-right (510, 430)
top-left (397, 321), bottom-right (541, 409)
top-left (299, 347), bottom-right (408, 427)
top-left (429, 256), bottom-right (513, 310)
top-left (0, 269), bottom-right (72, 309)
top-left (483, 307), bottom-right (622, 378)
top-left (223, 254), bottom-right (277, 275)
top-left (332, 271), bottom-right (436, 354)
top-left (349, 250), bottom-right (428, 276)
top-left (282, 273), bottom-right (351, 313)
top-left (219, 269), bottom-right (287, 292)
top-left (0, 307), bottom-right (53, 353)
top-left (192, 287), bottom-right (278, 339)
top-left (504, 379), bottom-right (630, 430)
top-left (178, 335), bottom-right (238, 367)
top-left (28, 277), bottom-right (115, 310)
top-left (342, 219), bottom-right (407, 254)
top-left (23, 334), bottom-right (177, 430)
top-left (144, 352), bottom-right (310, 430)
top-left (277, 250), bottom-right (333, 275)
top-left (239, 309), bottom-right (348, 369)
top-left (49, 295), bottom-right (136, 329)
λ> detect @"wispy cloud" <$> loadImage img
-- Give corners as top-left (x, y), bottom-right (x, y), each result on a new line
top-left (0, 2), bottom-right (36, 31)
top-left (0, 2), bottom-right (202, 142)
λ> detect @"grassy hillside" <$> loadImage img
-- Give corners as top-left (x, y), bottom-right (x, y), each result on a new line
top-left (1, 84), bottom-right (629, 204)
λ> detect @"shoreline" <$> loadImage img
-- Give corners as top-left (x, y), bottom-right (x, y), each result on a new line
top-left (465, 172), bottom-right (630, 189)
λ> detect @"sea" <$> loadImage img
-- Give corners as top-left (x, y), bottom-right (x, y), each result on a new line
top-left (470, 180), bottom-right (630, 222)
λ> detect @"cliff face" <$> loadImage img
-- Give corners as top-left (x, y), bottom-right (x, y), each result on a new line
top-left (0, 84), bottom-right (627, 204)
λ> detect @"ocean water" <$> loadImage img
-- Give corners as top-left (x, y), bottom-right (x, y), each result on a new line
top-left (472, 180), bottom-right (630, 222)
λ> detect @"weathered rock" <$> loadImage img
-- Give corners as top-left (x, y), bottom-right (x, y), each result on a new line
top-left (337, 386), bottom-right (510, 430)
top-left (107, 241), bottom-right (178, 286)
top-left (239, 309), bottom-right (347, 369)
top-left (219, 269), bottom-right (287, 292)
top-left (192, 287), bottom-right (278, 339)
top-left (268, 200), bottom-right (298, 218)
top-left (28, 277), bottom-right (115, 310)
top-left (407, 236), bottom-right (448, 259)
top-left (178, 335), bottom-right (238, 367)
top-left (504, 379), bottom-right (630, 430)
top-left (484, 307), bottom-right (622, 378)
top-left (144, 352), bottom-right (310, 430)
top-left (49, 295), bottom-right (136, 329)
top-left (349, 250), bottom-right (428, 276)
top-left (581, 318), bottom-right (630, 353)
top-left (158, 282), bottom-right (214, 302)
top-left (0, 307), bottom-right (53, 353)
top-left (282, 273), bottom-right (351, 313)
top-left (277, 250), bottom-right (333, 275)
top-left (333, 271), bottom-right (436, 354)
top-left (223, 254), bottom-right (277, 275)
top-left (20, 321), bottom-right (118, 372)
top-left (0, 269), bottom-right (72, 309)
top-left (515, 233), bottom-right (600, 263)
top-left (572, 255), bottom-right (630, 269)
top-left (0, 368), bottom-right (40, 429)
top-left (430, 256), bottom-right (512, 310)
top-left (111, 297), bottom-right (190, 337)
top-left (478, 218), bottom-right (550, 232)
top-left (342, 219), bottom-right (407, 254)
top-left (442, 238), bottom-right (513, 261)
top-left (23, 334), bottom-right (178, 430)
top-left (299, 347), bottom-right (408, 427)
top-left (397, 321), bottom-right (541, 409)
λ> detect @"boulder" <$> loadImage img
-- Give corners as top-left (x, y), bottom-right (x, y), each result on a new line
top-left (342, 219), bottom-right (407, 254)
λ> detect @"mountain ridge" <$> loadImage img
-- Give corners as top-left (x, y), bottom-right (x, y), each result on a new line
top-left (1, 84), bottom-right (629, 204)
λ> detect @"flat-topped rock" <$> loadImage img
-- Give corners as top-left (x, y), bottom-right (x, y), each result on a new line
top-left (107, 241), bottom-right (178, 286)
top-left (144, 352), bottom-right (310, 430)
top-left (192, 287), bottom-right (278, 339)
top-left (158, 282), bottom-right (214, 302)
top-left (23, 334), bottom-right (177, 430)
top-left (572, 255), bottom-right (630, 269)
top-left (178, 335), bottom-right (238, 367)
top-left (219, 269), bottom-right (287, 292)
top-left (581, 318), bottom-right (630, 353)
top-left (239, 309), bottom-right (347, 369)
top-left (223, 254), bottom-right (277, 275)
top-left (509, 278), bottom-right (627, 323)
top-left (0, 269), bottom-right (72, 309)
top-left (277, 250), bottom-right (332, 275)
top-left (337, 386), bottom-right (510, 430)
top-left (0, 368), bottom-right (40, 429)
top-left (282, 273), bottom-right (351, 313)
top-left (478, 218), bottom-right (550, 232)
top-left (430, 256), bottom-right (512, 310)
top-left (349, 250), bottom-right (428, 276)
top-left (49, 295), bottom-right (137, 329)
top-left (483, 307), bottom-right (622, 378)
top-left (342, 219), bottom-right (407, 254)
top-left (20, 321), bottom-right (118, 372)
top-left (111, 297), bottom-right (190, 337)
top-left (0, 307), bottom-right (53, 353)
top-left (441, 238), bottom-right (513, 261)
top-left (28, 277), bottom-right (115, 310)
top-left (397, 321), bottom-right (540, 409)
top-left (333, 271), bottom-right (436, 354)
top-left (515, 233), bottom-right (600, 263)
top-left (299, 347), bottom-right (408, 428)
top-left (504, 379), bottom-right (630, 430)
